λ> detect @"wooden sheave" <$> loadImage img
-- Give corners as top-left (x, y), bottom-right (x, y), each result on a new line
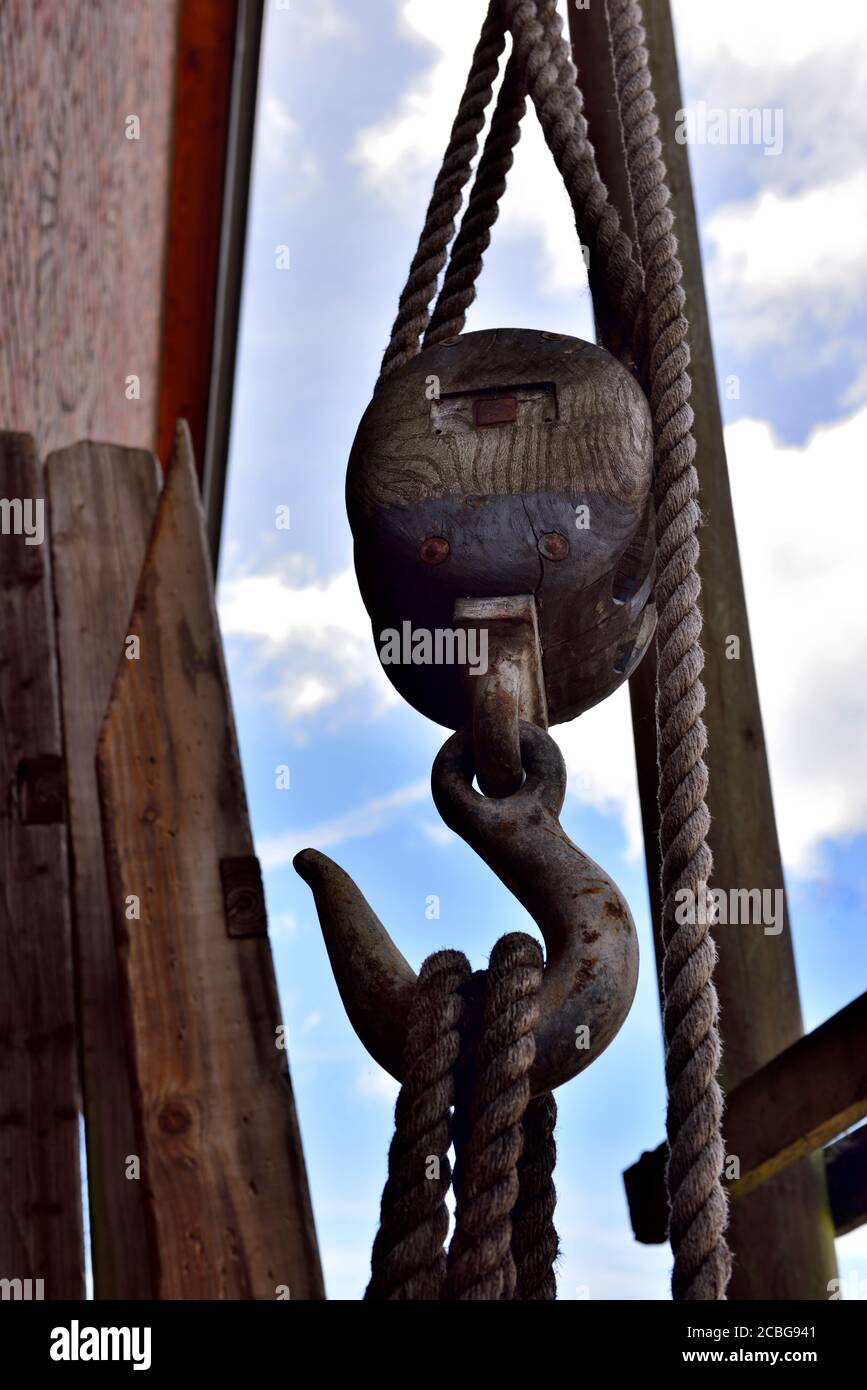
top-left (1, 423), bottom-right (323, 1299)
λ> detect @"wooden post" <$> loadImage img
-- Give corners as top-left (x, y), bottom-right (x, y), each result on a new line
top-left (568, 0), bottom-right (838, 1297)
top-left (48, 442), bottom-right (162, 1298)
top-left (0, 433), bottom-right (83, 1297)
top-left (97, 423), bottom-right (324, 1298)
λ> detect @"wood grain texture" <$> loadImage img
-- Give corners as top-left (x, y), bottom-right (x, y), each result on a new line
top-left (48, 440), bottom-right (162, 1298)
top-left (348, 329), bottom-right (652, 513)
top-left (0, 0), bottom-right (177, 457)
top-left (725, 991), bottom-right (867, 1199)
top-left (97, 423), bottom-right (323, 1299)
top-left (0, 432), bottom-right (83, 1297)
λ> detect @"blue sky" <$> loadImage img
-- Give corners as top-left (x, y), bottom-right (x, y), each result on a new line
top-left (217, 0), bottom-right (867, 1299)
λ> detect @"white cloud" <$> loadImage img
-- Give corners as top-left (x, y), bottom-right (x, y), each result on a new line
top-left (218, 563), bottom-right (400, 724)
top-left (669, 1), bottom-right (867, 349)
top-left (258, 95), bottom-right (319, 182)
top-left (671, 0), bottom-right (867, 71)
top-left (351, 0), bottom-right (588, 298)
top-left (270, 909), bottom-right (302, 940)
top-left (839, 362), bottom-right (867, 411)
top-left (556, 687), bottom-right (643, 862)
top-left (273, 0), bottom-right (349, 46)
top-left (355, 1065), bottom-right (400, 1103)
top-left (418, 818), bottom-right (455, 847)
top-left (671, 0), bottom-right (867, 188)
top-left (705, 173), bottom-right (867, 349)
top-left (257, 778), bottom-right (429, 870)
top-left (726, 405), bottom-right (867, 875)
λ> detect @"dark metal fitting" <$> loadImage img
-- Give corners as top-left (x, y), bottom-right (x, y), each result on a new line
top-left (455, 594), bottom-right (548, 798)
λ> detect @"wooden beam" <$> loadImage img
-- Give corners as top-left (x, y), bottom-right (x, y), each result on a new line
top-left (48, 442), bottom-right (162, 1298)
top-left (626, 1129), bottom-right (867, 1247)
top-left (156, 0), bottom-right (241, 474)
top-left (726, 991), bottom-right (867, 1198)
top-left (0, 433), bottom-right (83, 1297)
top-left (97, 422), bottom-right (323, 1298)
top-left (569, 0), bottom-right (838, 1297)
top-left (624, 994), bottom-right (867, 1237)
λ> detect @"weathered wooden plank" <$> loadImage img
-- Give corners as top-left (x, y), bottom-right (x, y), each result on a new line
top-left (0, 1), bottom-right (177, 459)
top-left (626, 1128), bottom-right (867, 1246)
top-left (48, 441), bottom-right (161, 1298)
top-left (725, 991), bottom-right (867, 1198)
top-left (0, 431), bottom-right (83, 1297)
top-left (571, 0), bottom-right (838, 1297)
top-left (97, 422), bottom-right (324, 1298)
top-left (624, 993), bottom-right (867, 1236)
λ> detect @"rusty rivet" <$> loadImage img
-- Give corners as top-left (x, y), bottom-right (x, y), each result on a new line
top-left (538, 532), bottom-right (569, 561)
top-left (419, 536), bottom-right (450, 566)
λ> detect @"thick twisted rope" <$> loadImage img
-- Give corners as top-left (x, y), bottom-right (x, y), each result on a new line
top-left (383, 0), bottom-right (644, 369)
top-left (376, 0), bottom-right (507, 386)
top-left (606, 0), bottom-right (731, 1300)
top-left (365, 949), bottom-right (471, 1300)
top-left (425, 49), bottom-right (526, 346)
top-left (512, 1091), bottom-right (558, 1299)
top-left (374, 0), bottom-right (729, 1302)
top-left (446, 933), bottom-right (546, 1300)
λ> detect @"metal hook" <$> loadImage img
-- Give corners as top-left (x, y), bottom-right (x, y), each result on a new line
top-left (294, 721), bottom-right (638, 1096)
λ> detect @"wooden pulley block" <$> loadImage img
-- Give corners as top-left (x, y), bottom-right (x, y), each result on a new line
top-left (346, 328), bottom-right (656, 729)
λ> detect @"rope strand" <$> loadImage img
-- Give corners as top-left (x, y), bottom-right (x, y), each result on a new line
top-left (501, 0), bottom-right (644, 360)
top-left (512, 1091), bottom-right (558, 1299)
top-left (447, 933), bottom-right (543, 1300)
top-left (425, 49), bottom-right (526, 345)
top-left (605, 0), bottom-right (731, 1300)
top-left (365, 950), bottom-right (471, 1300)
top-left (376, 0), bottom-right (507, 386)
